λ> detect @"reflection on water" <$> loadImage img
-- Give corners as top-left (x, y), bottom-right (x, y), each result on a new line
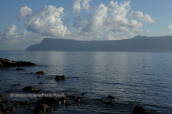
top-left (0, 51), bottom-right (172, 113)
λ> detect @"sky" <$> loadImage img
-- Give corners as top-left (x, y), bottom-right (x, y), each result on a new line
top-left (1, 0), bottom-right (172, 50)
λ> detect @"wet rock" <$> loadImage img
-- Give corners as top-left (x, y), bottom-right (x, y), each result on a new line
top-left (37, 89), bottom-right (45, 93)
top-left (16, 68), bottom-right (24, 70)
top-left (13, 102), bottom-right (18, 106)
top-left (37, 76), bottom-right (40, 78)
top-left (22, 86), bottom-right (36, 91)
top-left (3, 100), bottom-right (10, 103)
top-left (6, 107), bottom-right (15, 112)
top-left (34, 104), bottom-right (53, 113)
top-left (42, 97), bottom-right (61, 105)
top-left (39, 82), bottom-right (45, 84)
top-left (35, 71), bottom-right (44, 75)
top-left (0, 104), bottom-right (3, 107)
top-left (0, 108), bottom-right (9, 114)
top-left (37, 99), bottom-right (47, 104)
top-left (0, 94), bottom-right (4, 99)
top-left (19, 101), bottom-right (30, 105)
top-left (133, 106), bottom-right (148, 114)
top-left (68, 95), bottom-right (77, 99)
top-left (65, 101), bottom-right (72, 105)
top-left (108, 95), bottom-right (116, 99)
top-left (55, 75), bottom-right (66, 80)
top-left (82, 93), bottom-right (85, 95)
top-left (0, 58), bottom-right (35, 67)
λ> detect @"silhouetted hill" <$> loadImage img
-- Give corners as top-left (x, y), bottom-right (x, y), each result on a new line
top-left (25, 36), bottom-right (172, 52)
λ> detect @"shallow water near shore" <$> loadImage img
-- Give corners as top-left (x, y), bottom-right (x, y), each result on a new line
top-left (0, 50), bottom-right (172, 113)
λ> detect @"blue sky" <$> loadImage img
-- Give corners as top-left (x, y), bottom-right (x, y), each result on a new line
top-left (0, 0), bottom-right (172, 50)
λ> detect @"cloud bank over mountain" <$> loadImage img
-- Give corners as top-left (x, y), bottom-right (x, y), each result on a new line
top-left (1, 0), bottom-right (169, 50)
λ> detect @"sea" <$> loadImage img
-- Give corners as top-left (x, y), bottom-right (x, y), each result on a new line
top-left (0, 50), bottom-right (172, 114)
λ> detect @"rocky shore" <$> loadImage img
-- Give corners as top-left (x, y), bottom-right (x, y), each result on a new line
top-left (0, 58), bottom-right (153, 114)
top-left (0, 58), bottom-right (35, 67)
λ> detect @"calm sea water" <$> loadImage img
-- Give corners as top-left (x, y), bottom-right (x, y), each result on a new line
top-left (0, 50), bottom-right (172, 114)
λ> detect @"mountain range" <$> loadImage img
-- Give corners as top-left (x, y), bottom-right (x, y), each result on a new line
top-left (25, 36), bottom-right (172, 52)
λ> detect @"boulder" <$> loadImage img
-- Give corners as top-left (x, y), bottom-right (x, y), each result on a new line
top-left (34, 104), bottom-right (53, 113)
top-left (16, 68), bottom-right (24, 70)
top-left (22, 86), bottom-right (36, 91)
top-left (133, 106), bottom-right (148, 114)
top-left (42, 97), bottom-right (61, 105)
top-left (6, 107), bottom-right (15, 112)
top-left (108, 95), bottom-right (116, 99)
top-left (55, 75), bottom-right (66, 80)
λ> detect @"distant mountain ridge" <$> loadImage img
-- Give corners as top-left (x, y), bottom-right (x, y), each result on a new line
top-left (25, 36), bottom-right (172, 52)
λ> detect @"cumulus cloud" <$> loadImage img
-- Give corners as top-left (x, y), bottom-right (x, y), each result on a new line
top-left (71, 0), bottom-right (82, 14)
top-left (16, 6), bottom-right (32, 22)
top-left (135, 29), bottom-right (152, 33)
top-left (167, 25), bottom-right (172, 33)
top-left (83, 3), bottom-right (108, 32)
top-left (17, 5), bottom-right (69, 37)
top-left (82, 0), bottom-right (91, 12)
top-left (130, 11), bottom-right (154, 23)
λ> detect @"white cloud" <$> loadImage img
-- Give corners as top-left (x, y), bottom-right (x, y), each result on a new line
top-left (130, 11), bottom-right (154, 23)
top-left (17, 5), bottom-right (69, 37)
top-left (82, 0), bottom-right (91, 12)
top-left (83, 3), bottom-right (108, 32)
top-left (16, 6), bottom-right (32, 22)
top-left (135, 29), bottom-right (152, 33)
top-left (71, 0), bottom-right (82, 14)
top-left (167, 25), bottom-right (172, 33)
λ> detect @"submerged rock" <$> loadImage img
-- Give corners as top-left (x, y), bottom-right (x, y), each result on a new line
top-left (34, 103), bottom-right (53, 113)
top-left (16, 68), bottom-right (24, 70)
top-left (35, 71), bottom-right (44, 75)
top-left (108, 95), bottom-right (116, 99)
top-left (55, 75), bottom-right (66, 80)
top-left (22, 86), bottom-right (36, 91)
top-left (133, 106), bottom-right (148, 114)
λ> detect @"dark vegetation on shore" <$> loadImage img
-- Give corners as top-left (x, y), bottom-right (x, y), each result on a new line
top-left (0, 58), bottom-right (151, 114)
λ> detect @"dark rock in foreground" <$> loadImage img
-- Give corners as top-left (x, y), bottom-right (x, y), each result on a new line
top-left (55, 75), bottom-right (66, 80)
top-left (22, 86), bottom-right (36, 91)
top-left (34, 103), bottom-right (53, 113)
top-left (133, 106), bottom-right (148, 114)
top-left (0, 58), bottom-right (35, 67)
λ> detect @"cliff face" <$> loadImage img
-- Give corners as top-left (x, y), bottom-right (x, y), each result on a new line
top-left (25, 36), bottom-right (172, 52)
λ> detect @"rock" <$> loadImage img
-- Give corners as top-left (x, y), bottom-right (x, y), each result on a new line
top-left (39, 82), bottom-right (44, 84)
top-left (55, 75), bottom-right (66, 80)
top-left (37, 76), bottom-right (40, 78)
top-left (37, 89), bottom-right (45, 93)
top-left (19, 101), bottom-right (30, 105)
top-left (133, 106), bottom-right (148, 114)
top-left (16, 68), bottom-right (24, 70)
top-left (35, 71), bottom-right (44, 75)
top-left (65, 101), bottom-right (72, 105)
top-left (82, 93), bottom-right (85, 95)
top-left (3, 100), bottom-right (10, 103)
top-left (42, 97), bottom-right (61, 105)
top-left (22, 86), bottom-right (36, 91)
top-left (0, 94), bottom-right (4, 99)
top-left (34, 104), bottom-right (53, 113)
top-left (108, 95), bottom-right (116, 99)
top-left (0, 58), bottom-right (35, 67)
top-left (0, 104), bottom-right (3, 107)
top-left (14, 102), bottom-right (18, 106)
top-left (6, 107), bottom-right (15, 112)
